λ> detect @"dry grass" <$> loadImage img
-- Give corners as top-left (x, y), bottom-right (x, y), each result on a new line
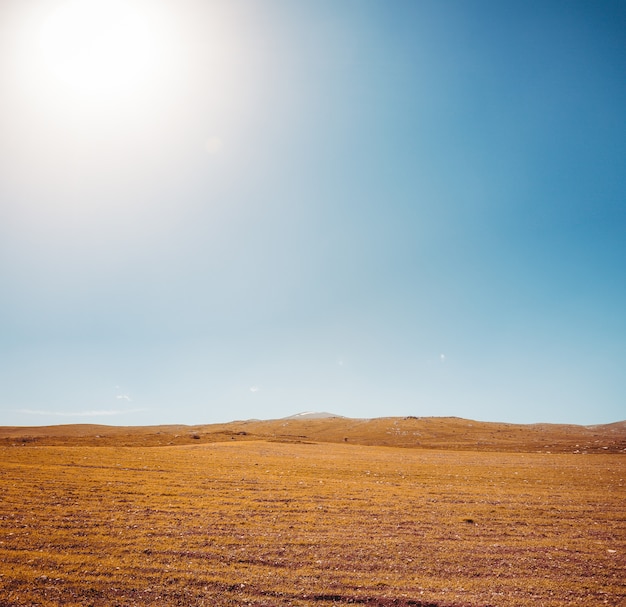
top-left (1, 417), bottom-right (624, 453)
top-left (1, 436), bottom-right (625, 606)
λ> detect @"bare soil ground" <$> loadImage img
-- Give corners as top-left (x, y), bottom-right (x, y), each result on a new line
top-left (0, 418), bottom-right (625, 606)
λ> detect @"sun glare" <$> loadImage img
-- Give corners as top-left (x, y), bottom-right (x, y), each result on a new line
top-left (1, 0), bottom-right (190, 220)
top-left (4, 0), bottom-right (245, 205)
top-left (38, 0), bottom-right (163, 101)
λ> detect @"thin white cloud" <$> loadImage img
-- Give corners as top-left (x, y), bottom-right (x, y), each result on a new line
top-left (15, 408), bottom-right (148, 417)
top-left (249, 386), bottom-right (260, 393)
top-left (116, 394), bottom-right (132, 401)
top-left (440, 354), bottom-right (446, 362)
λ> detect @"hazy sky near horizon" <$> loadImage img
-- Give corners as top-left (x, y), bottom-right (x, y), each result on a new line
top-left (1, 0), bottom-right (625, 427)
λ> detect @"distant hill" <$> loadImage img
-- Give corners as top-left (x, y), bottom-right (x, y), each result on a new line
top-left (282, 411), bottom-right (344, 420)
top-left (1, 416), bottom-right (625, 453)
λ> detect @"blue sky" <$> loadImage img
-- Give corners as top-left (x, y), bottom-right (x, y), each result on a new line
top-left (1, 0), bottom-right (624, 426)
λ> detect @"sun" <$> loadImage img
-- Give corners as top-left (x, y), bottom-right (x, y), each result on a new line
top-left (37, 0), bottom-right (166, 102)
top-left (1, 0), bottom-right (187, 212)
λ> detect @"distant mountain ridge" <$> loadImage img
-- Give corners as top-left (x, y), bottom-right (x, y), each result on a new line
top-left (1, 415), bottom-right (625, 453)
top-left (282, 411), bottom-right (344, 420)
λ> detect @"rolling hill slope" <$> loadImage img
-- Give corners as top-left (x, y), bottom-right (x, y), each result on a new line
top-left (1, 416), bottom-right (625, 452)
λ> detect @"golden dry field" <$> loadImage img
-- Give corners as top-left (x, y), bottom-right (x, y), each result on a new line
top-left (2, 416), bottom-right (625, 453)
top-left (1, 419), bottom-right (625, 606)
